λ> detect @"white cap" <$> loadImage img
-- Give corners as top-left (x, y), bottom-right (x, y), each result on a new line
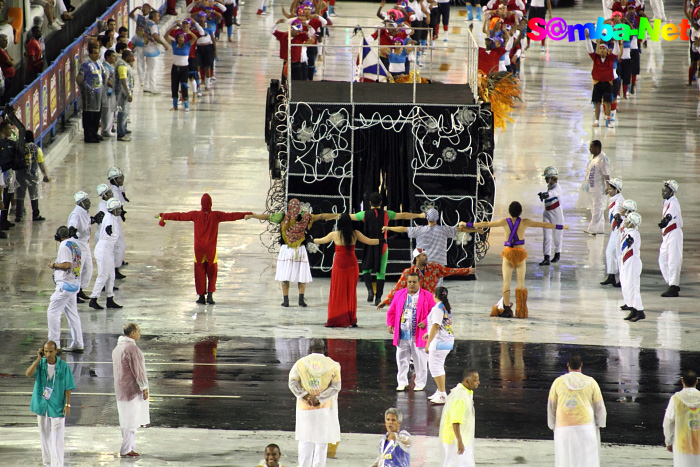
top-left (107, 198), bottom-right (123, 212)
top-left (621, 199), bottom-right (637, 212)
top-left (543, 166), bottom-right (558, 178)
top-left (97, 184), bottom-right (110, 197)
top-left (664, 180), bottom-right (678, 193)
top-left (107, 167), bottom-right (123, 180)
top-left (607, 178), bottom-right (623, 192)
top-left (412, 248), bottom-right (427, 260)
top-left (626, 212), bottom-right (642, 228)
top-left (73, 191), bottom-right (89, 204)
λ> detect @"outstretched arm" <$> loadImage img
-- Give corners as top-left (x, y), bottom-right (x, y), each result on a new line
top-left (355, 230), bottom-right (380, 245)
top-left (159, 211), bottom-right (197, 225)
top-left (523, 218), bottom-right (568, 230)
top-left (472, 218), bottom-right (506, 229)
top-left (314, 232), bottom-right (336, 245)
top-left (457, 222), bottom-right (485, 234)
top-left (435, 263), bottom-right (476, 278)
top-left (383, 226), bottom-right (407, 233)
top-left (245, 213), bottom-right (270, 220)
top-left (311, 213), bottom-right (339, 222)
top-left (394, 212), bottom-right (426, 220)
top-left (219, 211), bottom-right (254, 222)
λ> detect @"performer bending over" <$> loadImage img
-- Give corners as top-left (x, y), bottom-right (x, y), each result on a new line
top-left (472, 201), bottom-right (568, 318)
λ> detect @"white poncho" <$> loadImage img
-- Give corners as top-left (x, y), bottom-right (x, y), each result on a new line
top-left (663, 387), bottom-right (700, 467)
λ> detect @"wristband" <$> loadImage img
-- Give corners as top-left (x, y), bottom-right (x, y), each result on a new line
top-left (556, 224), bottom-right (563, 230)
top-left (466, 222), bottom-right (474, 228)
top-left (65, 404), bottom-right (71, 407)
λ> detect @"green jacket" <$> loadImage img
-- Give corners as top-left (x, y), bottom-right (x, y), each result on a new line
top-left (30, 358), bottom-right (75, 418)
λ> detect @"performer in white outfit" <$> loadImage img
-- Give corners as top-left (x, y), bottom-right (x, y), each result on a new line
top-left (93, 184), bottom-right (113, 245)
top-left (47, 226), bottom-right (84, 352)
top-left (288, 339), bottom-right (341, 467)
top-left (664, 370), bottom-right (700, 467)
top-left (600, 178), bottom-right (624, 286)
top-left (547, 355), bottom-right (607, 467)
top-left (89, 199), bottom-right (123, 310)
top-left (583, 141), bottom-right (611, 236)
top-left (648, 0), bottom-right (667, 21)
top-left (620, 213), bottom-right (644, 322)
top-left (107, 167), bottom-right (128, 278)
top-left (538, 166), bottom-right (564, 266)
top-left (112, 323), bottom-right (150, 458)
top-left (67, 191), bottom-right (103, 302)
top-left (659, 180), bottom-right (683, 297)
top-left (439, 369), bottom-right (480, 467)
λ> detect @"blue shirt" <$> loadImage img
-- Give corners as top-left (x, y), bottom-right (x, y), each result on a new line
top-left (30, 358), bottom-right (76, 418)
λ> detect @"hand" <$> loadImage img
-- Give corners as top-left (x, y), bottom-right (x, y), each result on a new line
top-left (143, 389), bottom-right (149, 400)
top-left (667, 445), bottom-right (673, 453)
top-left (378, 302), bottom-right (387, 310)
top-left (387, 325), bottom-right (393, 334)
top-left (420, 212), bottom-right (426, 218)
top-left (417, 321), bottom-right (426, 329)
top-left (469, 268), bottom-right (476, 274)
top-left (626, 235), bottom-right (634, 246)
top-left (37, 348), bottom-right (44, 359)
top-left (476, 228), bottom-right (486, 234)
top-left (563, 225), bottom-right (569, 230)
top-left (128, 96), bottom-right (133, 103)
top-left (538, 192), bottom-right (548, 201)
top-left (48, 261), bottom-right (55, 269)
top-left (386, 430), bottom-right (397, 441)
top-left (68, 226), bottom-right (78, 238)
top-left (457, 440), bottom-right (465, 455)
top-left (43, 175), bottom-right (50, 183)
top-left (585, 29), bottom-right (590, 39)
top-left (424, 347), bottom-right (429, 354)
top-left (244, 214), bottom-right (253, 220)
top-left (382, 226), bottom-right (390, 232)
top-left (63, 405), bottom-right (70, 416)
top-left (276, 18), bottom-right (286, 24)
top-left (93, 211), bottom-right (105, 224)
top-left (106, 225), bottom-right (113, 236)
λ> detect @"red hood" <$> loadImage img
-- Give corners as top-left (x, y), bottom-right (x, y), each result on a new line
top-left (201, 193), bottom-right (212, 212)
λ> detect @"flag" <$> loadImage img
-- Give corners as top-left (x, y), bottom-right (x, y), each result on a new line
top-left (356, 37), bottom-right (388, 82)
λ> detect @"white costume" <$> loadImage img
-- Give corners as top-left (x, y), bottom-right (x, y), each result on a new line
top-left (439, 383), bottom-right (476, 467)
top-left (110, 183), bottom-right (127, 268)
top-left (659, 195), bottom-right (683, 288)
top-left (619, 227), bottom-right (643, 311)
top-left (542, 182), bottom-right (564, 257)
top-left (47, 239), bottom-right (84, 350)
top-left (112, 335), bottom-right (150, 456)
top-left (94, 199), bottom-right (108, 244)
top-left (663, 387), bottom-right (700, 467)
top-left (604, 192), bottom-right (624, 275)
top-left (648, 0), bottom-right (666, 21)
top-left (288, 352), bottom-right (341, 467)
top-left (584, 152), bottom-right (610, 234)
top-left (67, 205), bottom-right (94, 290)
top-left (547, 372), bottom-right (607, 467)
top-left (91, 211), bottom-right (120, 299)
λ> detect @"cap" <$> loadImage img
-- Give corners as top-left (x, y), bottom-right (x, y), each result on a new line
top-left (412, 248), bottom-right (427, 260)
top-left (107, 166), bottom-right (123, 179)
top-left (73, 191), bottom-right (89, 204)
top-left (543, 166), bottom-right (558, 178)
top-left (107, 198), bottom-right (123, 212)
top-left (607, 178), bottom-right (623, 192)
top-left (97, 184), bottom-right (110, 197)
top-left (626, 212), bottom-right (642, 228)
top-left (621, 199), bottom-right (637, 212)
top-left (426, 208), bottom-right (439, 222)
top-left (664, 179), bottom-right (678, 193)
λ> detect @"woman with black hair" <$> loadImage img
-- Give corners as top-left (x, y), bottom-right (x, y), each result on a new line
top-left (424, 286), bottom-right (453, 404)
top-left (314, 213), bottom-right (379, 327)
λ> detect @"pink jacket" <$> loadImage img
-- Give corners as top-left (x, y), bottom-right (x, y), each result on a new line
top-left (386, 288), bottom-right (436, 348)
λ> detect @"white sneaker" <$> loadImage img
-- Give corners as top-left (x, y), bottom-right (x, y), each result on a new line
top-left (606, 117), bottom-right (614, 128)
top-left (592, 120), bottom-right (599, 127)
top-left (443, 33), bottom-right (449, 42)
top-left (396, 385), bottom-right (407, 391)
top-left (55, 19), bottom-right (65, 26)
top-left (64, 345), bottom-right (84, 353)
top-left (414, 385), bottom-right (425, 391)
top-left (197, 91), bottom-right (203, 97)
top-left (49, 23), bottom-right (62, 31)
top-left (428, 390), bottom-right (441, 400)
top-left (430, 394), bottom-right (447, 404)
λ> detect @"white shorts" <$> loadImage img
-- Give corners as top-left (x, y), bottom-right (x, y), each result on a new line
top-left (429, 348), bottom-right (451, 377)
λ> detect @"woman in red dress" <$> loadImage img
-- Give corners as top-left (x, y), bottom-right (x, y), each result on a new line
top-left (314, 214), bottom-right (379, 327)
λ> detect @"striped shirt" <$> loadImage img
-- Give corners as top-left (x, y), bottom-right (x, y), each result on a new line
top-left (407, 224), bottom-right (458, 266)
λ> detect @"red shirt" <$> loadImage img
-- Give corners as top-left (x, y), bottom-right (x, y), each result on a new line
top-left (26, 39), bottom-right (43, 73)
top-left (0, 49), bottom-right (15, 78)
top-left (273, 30), bottom-right (308, 62)
top-left (590, 52), bottom-right (617, 82)
top-left (478, 46), bottom-right (505, 74)
top-left (381, 263), bottom-right (473, 306)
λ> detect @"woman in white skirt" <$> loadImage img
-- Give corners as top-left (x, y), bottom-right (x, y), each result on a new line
top-left (246, 198), bottom-right (337, 307)
top-left (424, 286), bottom-right (454, 405)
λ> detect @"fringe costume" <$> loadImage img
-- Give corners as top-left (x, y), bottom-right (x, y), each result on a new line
top-left (515, 287), bottom-right (528, 319)
top-left (502, 246), bottom-right (528, 267)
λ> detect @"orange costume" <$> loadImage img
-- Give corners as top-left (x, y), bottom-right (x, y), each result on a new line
top-left (159, 194), bottom-right (252, 295)
top-left (491, 217), bottom-right (528, 318)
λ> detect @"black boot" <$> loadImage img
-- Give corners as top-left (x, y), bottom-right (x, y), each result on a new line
top-left (106, 296), bottom-right (123, 309)
top-left (374, 280), bottom-right (385, 307)
top-left (206, 292), bottom-right (215, 304)
top-left (89, 298), bottom-right (104, 310)
top-left (623, 308), bottom-right (638, 320)
top-left (77, 289), bottom-right (90, 300)
top-left (281, 295), bottom-right (289, 307)
top-left (31, 200), bottom-right (45, 221)
top-left (629, 309), bottom-right (646, 322)
top-left (620, 304), bottom-right (630, 310)
top-left (539, 255), bottom-right (550, 266)
top-left (299, 294), bottom-right (307, 307)
top-left (551, 252), bottom-right (560, 263)
top-left (661, 285), bottom-right (680, 297)
top-left (499, 305), bottom-right (514, 318)
top-left (77, 296), bottom-right (85, 304)
top-left (196, 295), bottom-right (206, 304)
top-left (115, 268), bottom-right (126, 279)
top-left (363, 273), bottom-right (374, 303)
top-left (600, 274), bottom-right (616, 286)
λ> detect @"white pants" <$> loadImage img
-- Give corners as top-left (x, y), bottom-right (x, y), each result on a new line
top-left (47, 286), bottom-right (83, 349)
top-left (648, 0), bottom-right (666, 20)
top-left (442, 441), bottom-right (475, 467)
top-left (620, 259), bottom-right (643, 310)
top-left (298, 441), bottom-right (327, 467)
top-left (605, 229), bottom-right (621, 274)
top-left (134, 47), bottom-right (145, 85)
top-left (38, 415), bottom-right (65, 467)
top-left (77, 241), bottom-right (92, 290)
top-left (659, 229), bottom-right (682, 287)
top-left (587, 193), bottom-right (606, 234)
top-left (396, 339), bottom-right (428, 388)
top-left (91, 244), bottom-right (115, 299)
top-left (120, 427), bottom-right (137, 456)
top-left (601, 0), bottom-right (611, 18)
top-left (144, 56), bottom-right (158, 92)
top-left (554, 425), bottom-right (600, 467)
top-left (114, 233), bottom-right (126, 268)
top-left (543, 209), bottom-right (563, 256)
top-left (100, 95), bottom-right (116, 133)
top-left (428, 349), bottom-right (450, 378)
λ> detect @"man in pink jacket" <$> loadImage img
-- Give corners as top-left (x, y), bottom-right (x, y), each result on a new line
top-left (386, 272), bottom-right (436, 392)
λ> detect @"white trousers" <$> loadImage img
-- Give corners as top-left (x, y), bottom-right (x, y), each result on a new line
top-left (47, 286), bottom-right (83, 349)
top-left (442, 441), bottom-right (475, 467)
top-left (134, 47), bottom-right (145, 85)
top-left (38, 415), bottom-right (65, 467)
top-left (396, 339), bottom-right (428, 388)
top-left (77, 241), bottom-right (93, 290)
top-left (659, 229), bottom-right (683, 286)
top-left (587, 193), bottom-right (606, 234)
top-left (298, 441), bottom-right (327, 467)
top-left (543, 209), bottom-right (563, 256)
top-left (120, 427), bottom-right (137, 456)
top-left (114, 233), bottom-right (126, 268)
top-left (100, 95), bottom-right (116, 133)
top-left (144, 56), bottom-right (158, 92)
top-left (648, 0), bottom-right (666, 20)
top-left (620, 260), bottom-right (643, 310)
top-left (605, 229), bottom-right (621, 274)
top-left (91, 245), bottom-right (115, 299)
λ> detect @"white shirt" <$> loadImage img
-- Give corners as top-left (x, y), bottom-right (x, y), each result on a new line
top-left (67, 205), bottom-right (92, 246)
top-left (47, 363), bottom-right (56, 380)
top-left (54, 239), bottom-right (81, 286)
top-left (585, 152), bottom-right (611, 194)
top-left (662, 195), bottom-right (683, 230)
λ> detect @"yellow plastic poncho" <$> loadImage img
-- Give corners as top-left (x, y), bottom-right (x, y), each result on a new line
top-left (663, 387), bottom-right (700, 467)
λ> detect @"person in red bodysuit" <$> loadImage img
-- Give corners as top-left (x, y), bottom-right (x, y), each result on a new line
top-left (158, 193), bottom-right (252, 304)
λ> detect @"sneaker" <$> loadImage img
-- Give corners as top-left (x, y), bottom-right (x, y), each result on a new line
top-left (256, 9), bottom-right (269, 15)
top-left (430, 394), bottom-right (447, 404)
top-left (583, 230), bottom-right (596, 236)
top-left (64, 345), bottom-right (84, 353)
top-left (606, 118), bottom-right (614, 128)
top-left (49, 23), bottom-right (62, 31)
top-left (443, 33), bottom-right (449, 42)
top-left (197, 91), bottom-right (203, 97)
top-left (117, 136), bottom-right (132, 142)
top-left (428, 390), bottom-right (441, 400)
top-left (396, 385), bottom-right (407, 391)
top-left (101, 131), bottom-right (116, 137)
top-left (329, 12), bottom-right (338, 17)
top-left (414, 386), bottom-right (425, 391)
top-left (541, 45), bottom-right (546, 52)
top-left (185, 107), bottom-right (190, 112)
top-left (592, 121), bottom-right (599, 127)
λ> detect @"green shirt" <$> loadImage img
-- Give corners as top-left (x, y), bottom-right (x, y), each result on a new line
top-left (30, 358), bottom-right (76, 418)
top-left (353, 210), bottom-right (396, 222)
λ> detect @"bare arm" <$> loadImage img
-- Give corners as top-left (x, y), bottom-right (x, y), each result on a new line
top-left (355, 230), bottom-right (380, 245)
top-left (313, 232), bottom-right (336, 244)
top-left (38, 162), bottom-right (50, 182)
top-left (245, 213), bottom-right (270, 220)
top-left (383, 226), bottom-right (407, 233)
top-left (523, 218), bottom-right (568, 230)
top-left (311, 213), bottom-right (338, 222)
top-left (394, 212), bottom-right (426, 220)
top-left (25, 349), bottom-right (42, 377)
top-left (472, 218), bottom-right (506, 229)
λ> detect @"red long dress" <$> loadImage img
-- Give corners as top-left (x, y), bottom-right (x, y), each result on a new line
top-left (326, 244), bottom-right (359, 327)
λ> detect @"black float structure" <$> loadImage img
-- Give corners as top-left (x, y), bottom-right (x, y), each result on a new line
top-left (265, 80), bottom-right (496, 278)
